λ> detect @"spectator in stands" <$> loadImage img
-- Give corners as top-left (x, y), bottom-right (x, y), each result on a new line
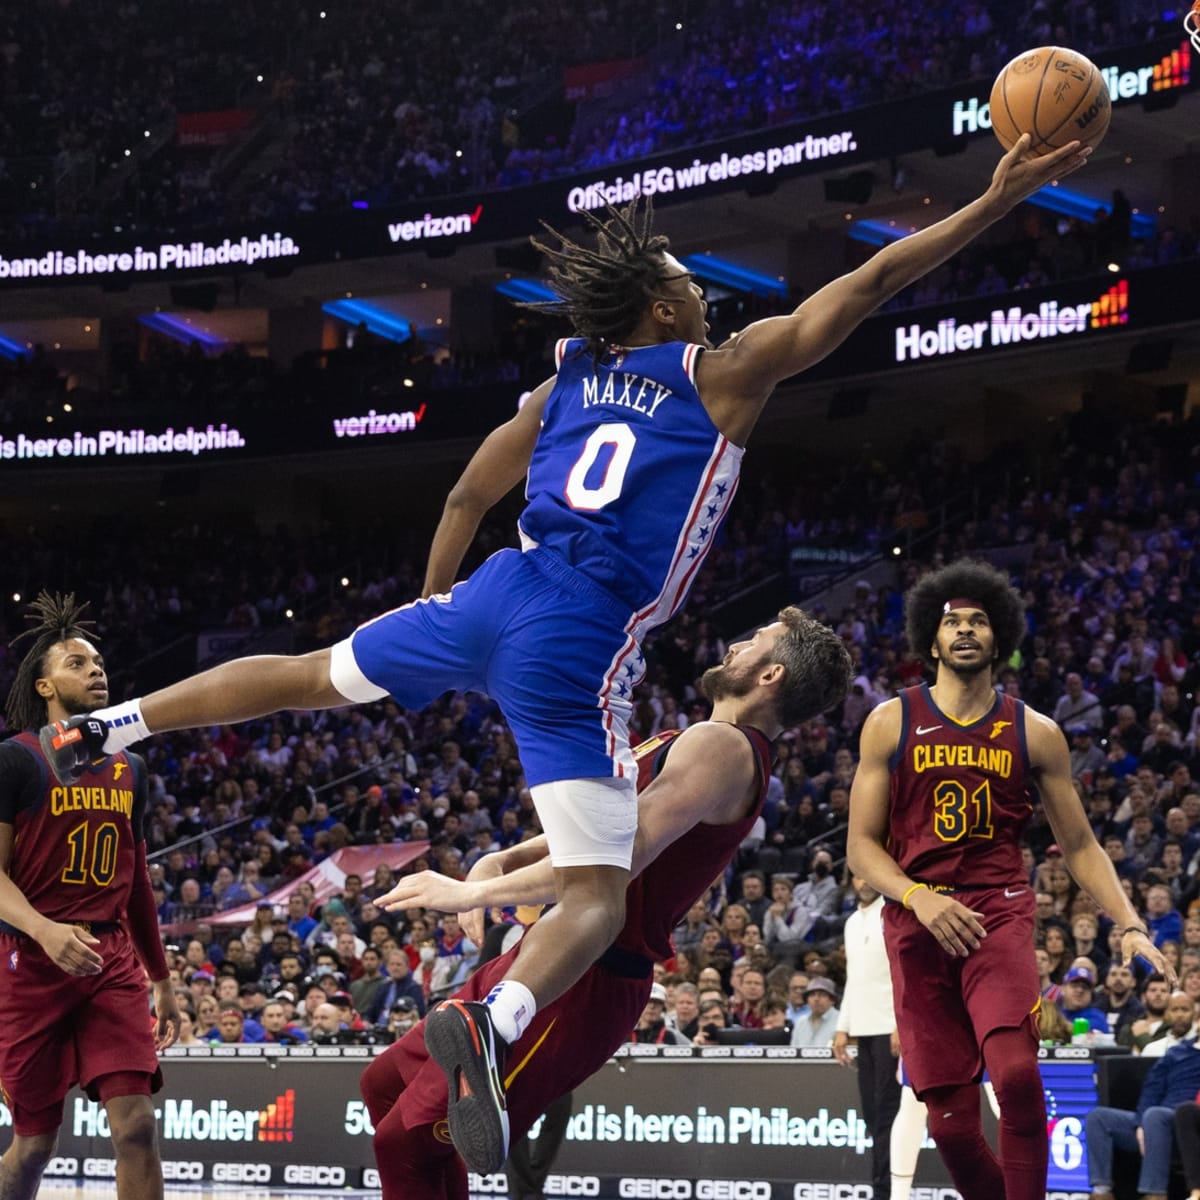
top-left (349, 945), bottom-right (387, 1015)
top-left (630, 983), bottom-right (690, 1046)
top-left (286, 891), bottom-right (318, 941)
top-left (1100, 963), bottom-right (1145, 1046)
top-left (730, 968), bottom-right (768, 1029)
top-left (790, 977), bottom-right (839, 1049)
top-left (368, 949), bottom-right (426, 1022)
top-left (261, 999), bottom-right (309, 1045)
top-left (1130, 977), bottom-right (1172, 1052)
top-left (1058, 965), bottom-right (1110, 1033)
top-left (1146, 884), bottom-right (1183, 948)
top-left (1054, 673), bottom-right (1104, 730)
top-left (381, 998), bottom-right (421, 1044)
top-left (206, 1002), bottom-right (248, 1044)
top-left (1085, 1032), bottom-right (1200, 1200)
top-left (1139, 991), bottom-right (1197, 1058)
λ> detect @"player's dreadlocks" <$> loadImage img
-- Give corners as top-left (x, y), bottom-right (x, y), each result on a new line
top-left (905, 560), bottom-right (1027, 670)
top-left (5, 591), bottom-right (98, 731)
top-left (523, 197), bottom-right (681, 359)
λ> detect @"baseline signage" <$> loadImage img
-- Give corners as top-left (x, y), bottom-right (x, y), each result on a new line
top-left (0, 1047), bottom-right (1099, 1196)
top-left (0, 38), bottom-right (1191, 288)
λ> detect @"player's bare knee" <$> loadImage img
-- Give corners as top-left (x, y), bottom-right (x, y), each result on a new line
top-left (6, 1132), bottom-right (57, 1174)
top-left (108, 1108), bottom-right (158, 1157)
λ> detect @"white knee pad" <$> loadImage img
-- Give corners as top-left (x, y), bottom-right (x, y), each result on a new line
top-left (531, 776), bottom-right (637, 869)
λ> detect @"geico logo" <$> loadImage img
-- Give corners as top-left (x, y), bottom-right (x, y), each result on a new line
top-left (0, 1104), bottom-right (11, 1127)
top-left (545, 1175), bottom-right (600, 1195)
top-left (1053, 1048), bottom-right (1090, 1059)
top-left (619, 1180), bottom-right (693, 1198)
top-left (1045, 1194), bottom-right (1092, 1200)
top-left (364, 1169), bottom-right (381, 1188)
top-left (284, 1165), bottom-right (347, 1185)
top-left (212, 1161), bottom-right (272, 1182)
top-left (697, 1182), bottom-right (771, 1200)
top-left (83, 1158), bottom-right (117, 1178)
top-left (161, 1160), bottom-right (204, 1181)
top-left (43, 1157), bottom-right (79, 1176)
top-left (466, 1172), bottom-right (510, 1192)
top-left (793, 1185), bottom-right (872, 1200)
top-left (910, 1190), bottom-right (963, 1200)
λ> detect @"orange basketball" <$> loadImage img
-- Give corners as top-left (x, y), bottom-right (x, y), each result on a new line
top-left (989, 46), bottom-right (1111, 156)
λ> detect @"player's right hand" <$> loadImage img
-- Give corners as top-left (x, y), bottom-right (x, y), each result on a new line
top-left (37, 922), bottom-right (103, 975)
top-left (377, 870), bottom-right (476, 915)
top-left (909, 889), bottom-right (987, 957)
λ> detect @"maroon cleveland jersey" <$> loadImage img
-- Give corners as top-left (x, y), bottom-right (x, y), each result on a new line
top-left (614, 722), bottom-right (774, 961)
top-left (887, 685), bottom-right (1033, 888)
top-left (0, 733), bottom-right (148, 925)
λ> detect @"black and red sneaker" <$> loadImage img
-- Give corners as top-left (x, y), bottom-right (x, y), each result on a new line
top-left (424, 999), bottom-right (510, 1172)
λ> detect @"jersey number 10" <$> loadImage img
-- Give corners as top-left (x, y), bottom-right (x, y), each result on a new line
top-left (61, 821), bottom-right (120, 887)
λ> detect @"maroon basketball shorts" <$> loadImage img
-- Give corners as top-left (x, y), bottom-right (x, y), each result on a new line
top-left (882, 885), bottom-right (1038, 1099)
top-left (0, 926), bottom-right (160, 1134)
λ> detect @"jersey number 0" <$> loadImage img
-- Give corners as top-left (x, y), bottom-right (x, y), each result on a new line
top-left (565, 424), bottom-right (637, 511)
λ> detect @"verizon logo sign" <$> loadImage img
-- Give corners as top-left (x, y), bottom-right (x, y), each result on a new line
top-left (332, 405), bottom-right (427, 438)
top-left (387, 205), bottom-right (482, 243)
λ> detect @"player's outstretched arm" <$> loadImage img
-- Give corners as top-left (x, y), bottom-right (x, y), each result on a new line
top-left (848, 702), bottom-right (986, 958)
top-left (700, 136), bottom-right (1091, 421)
top-left (377, 836), bottom-right (558, 917)
top-left (422, 378), bottom-right (551, 597)
top-left (1029, 710), bottom-right (1175, 984)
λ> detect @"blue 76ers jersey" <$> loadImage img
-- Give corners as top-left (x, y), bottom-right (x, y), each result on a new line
top-left (519, 337), bottom-right (743, 631)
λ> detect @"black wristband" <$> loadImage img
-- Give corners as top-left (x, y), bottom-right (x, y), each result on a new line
top-left (1119, 925), bottom-right (1149, 937)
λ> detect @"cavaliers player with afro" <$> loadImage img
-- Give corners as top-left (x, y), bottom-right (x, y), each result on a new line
top-left (848, 560), bottom-right (1170, 1200)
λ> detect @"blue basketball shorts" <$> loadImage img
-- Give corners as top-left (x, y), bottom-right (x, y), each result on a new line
top-left (329, 548), bottom-right (643, 791)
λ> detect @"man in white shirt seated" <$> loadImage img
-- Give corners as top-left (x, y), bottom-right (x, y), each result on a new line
top-left (1141, 991), bottom-right (1198, 1057)
top-left (790, 976), bottom-right (839, 1049)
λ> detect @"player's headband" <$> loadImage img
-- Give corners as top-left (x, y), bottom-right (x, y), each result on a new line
top-left (942, 597), bottom-right (988, 617)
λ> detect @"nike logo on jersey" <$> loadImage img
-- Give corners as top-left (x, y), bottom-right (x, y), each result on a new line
top-left (1004, 888), bottom-right (1025, 899)
top-left (915, 724), bottom-right (943, 735)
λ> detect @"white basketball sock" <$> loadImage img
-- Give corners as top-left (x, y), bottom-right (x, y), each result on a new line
top-left (484, 980), bottom-right (537, 1044)
top-left (890, 1086), bottom-right (929, 1200)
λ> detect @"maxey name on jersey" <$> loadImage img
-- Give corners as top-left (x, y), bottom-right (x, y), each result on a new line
top-left (581, 372), bottom-right (674, 418)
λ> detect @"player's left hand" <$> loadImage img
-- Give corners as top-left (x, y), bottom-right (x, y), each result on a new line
top-left (890, 1028), bottom-right (901, 1058)
top-left (152, 979), bottom-right (181, 1051)
top-left (377, 870), bottom-right (477, 915)
top-left (1121, 928), bottom-right (1176, 988)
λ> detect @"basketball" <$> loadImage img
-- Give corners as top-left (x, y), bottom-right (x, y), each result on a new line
top-left (989, 46), bottom-right (1111, 156)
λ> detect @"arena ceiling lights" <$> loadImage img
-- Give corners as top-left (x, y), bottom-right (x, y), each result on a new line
top-left (138, 312), bottom-right (230, 352)
top-left (321, 298), bottom-right (416, 344)
top-left (493, 278), bottom-right (557, 303)
top-left (1026, 185), bottom-right (1157, 240)
top-left (679, 254), bottom-right (788, 299)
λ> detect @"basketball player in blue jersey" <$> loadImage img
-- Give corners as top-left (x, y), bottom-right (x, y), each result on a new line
top-left (43, 134), bottom-right (1091, 1171)
top-left (848, 560), bottom-right (1171, 1200)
